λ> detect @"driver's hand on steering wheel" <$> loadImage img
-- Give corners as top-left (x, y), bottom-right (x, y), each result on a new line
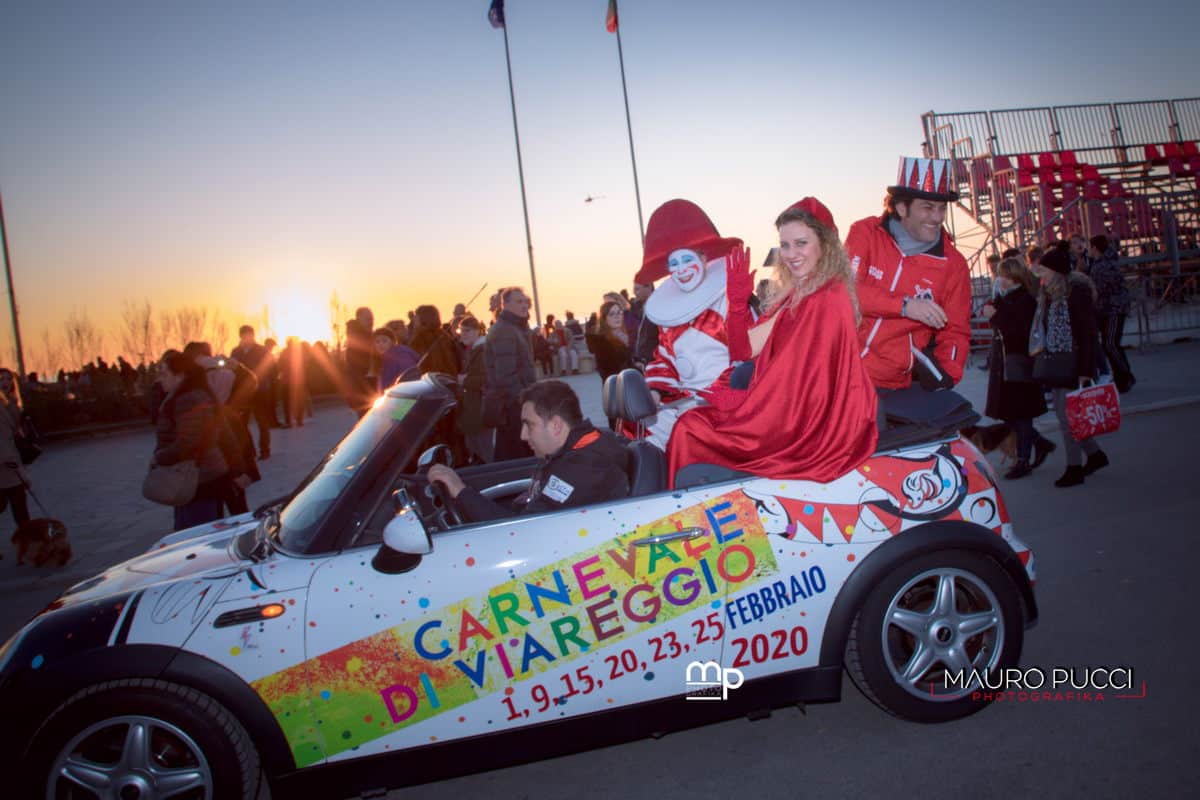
top-left (427, 464), bottom-right (466, 498)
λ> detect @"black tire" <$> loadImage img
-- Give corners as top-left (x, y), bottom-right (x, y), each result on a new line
top-left (845, 549), bottom-right (1024, 722)
top-left (26, 678), bottom-right (268, 800)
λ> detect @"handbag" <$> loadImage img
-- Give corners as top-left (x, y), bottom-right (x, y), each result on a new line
top-left (1001, 338), bottom-right (1034, 383)
top-left (1032, 350), bottom-right (1077, 388)
top-left (142, 461), bottom-right (199, 506)
top-left (1065, 383), bottom-right (1121, 440)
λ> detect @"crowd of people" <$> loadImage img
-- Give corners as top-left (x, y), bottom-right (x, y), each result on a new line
top-left (1, 154), bottom-right (1140, 535)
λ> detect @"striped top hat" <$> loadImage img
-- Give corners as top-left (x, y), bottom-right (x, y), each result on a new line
top-left (887, 157), bottom-right (959, 202)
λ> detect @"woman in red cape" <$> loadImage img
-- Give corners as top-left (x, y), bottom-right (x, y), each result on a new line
top-left (667, 198), bottom-right (878, 486)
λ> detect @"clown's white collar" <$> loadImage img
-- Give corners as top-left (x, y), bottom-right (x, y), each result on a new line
top-left (645, 256), bottom-right (728, 326)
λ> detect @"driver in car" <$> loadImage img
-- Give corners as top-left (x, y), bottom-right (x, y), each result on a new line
top-left (427, 380), bottom-right (630, 522)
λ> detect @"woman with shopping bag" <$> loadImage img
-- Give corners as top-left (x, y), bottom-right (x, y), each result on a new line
top-left (1030, 244), bottom-right (1112, 487)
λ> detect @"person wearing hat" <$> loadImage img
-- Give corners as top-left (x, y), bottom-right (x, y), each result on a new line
top-left (634, 199), bottom-right (746, 450)
top-left (846, 157), bottom-right (973, 426)
top-left (667, 198), bottom-right (878, 485)
top-left (1030, 242), bottom-right (1109, 487)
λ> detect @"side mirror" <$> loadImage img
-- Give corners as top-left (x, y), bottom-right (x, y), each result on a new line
top-left (372, 496), bottom-right (431, 574)
top-left (381, 507), bottom-right (431, 555)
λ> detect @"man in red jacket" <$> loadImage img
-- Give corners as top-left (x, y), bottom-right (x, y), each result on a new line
top-left (846, 157), bottom-right (971, 426)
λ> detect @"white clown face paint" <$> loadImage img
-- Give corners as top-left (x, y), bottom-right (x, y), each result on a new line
top-left (667, 249), bottom-right (706, 292)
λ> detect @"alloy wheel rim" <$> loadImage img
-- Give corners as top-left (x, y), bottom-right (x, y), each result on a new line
top-left (881, 567), bottom-right (1005, 701)
top-left (47, 714), bottom-right (213, 800)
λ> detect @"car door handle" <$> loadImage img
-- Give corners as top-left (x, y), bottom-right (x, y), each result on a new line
top-left (632, 527), bottom-right (708, 546)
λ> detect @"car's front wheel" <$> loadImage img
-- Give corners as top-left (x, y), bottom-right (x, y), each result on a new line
top-left (27, 678), bottom-right (267, 800)
top-left (845, 549), bottom-right (1024, 722)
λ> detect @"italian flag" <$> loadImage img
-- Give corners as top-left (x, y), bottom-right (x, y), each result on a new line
top-left (606, 0), bottom-right (618, 33)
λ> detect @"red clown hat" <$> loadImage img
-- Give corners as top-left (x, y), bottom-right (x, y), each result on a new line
top-left (887, 157), bottom-right (959, 201)
top-left (635, 199), bottom-right (743, 285)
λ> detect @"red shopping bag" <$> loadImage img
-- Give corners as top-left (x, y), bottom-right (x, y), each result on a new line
top-left (1065, 382), bottom-right (1121, 440)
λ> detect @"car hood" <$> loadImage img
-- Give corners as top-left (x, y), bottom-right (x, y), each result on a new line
top-left (50, 518), bottom-right (260, 612)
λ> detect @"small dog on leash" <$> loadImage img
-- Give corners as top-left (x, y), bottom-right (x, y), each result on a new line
top-left (12, 518), bottom-right (72, 567)
top-left (962, 422), bottom-right (1019, 466)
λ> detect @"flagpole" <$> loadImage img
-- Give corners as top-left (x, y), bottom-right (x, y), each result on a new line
top-left (0, 189), bottom-right (27, 377)
top-left (612, 1), bottom-right (645, 248)
top-left (499, 21), bottom-right (542, 326)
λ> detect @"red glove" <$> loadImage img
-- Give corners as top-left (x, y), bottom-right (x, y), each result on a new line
top-left (725, 245), bottom-right (755, 361)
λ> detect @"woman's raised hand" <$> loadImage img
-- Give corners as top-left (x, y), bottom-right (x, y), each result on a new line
top-left (726, 245), bottom-right (755, 308)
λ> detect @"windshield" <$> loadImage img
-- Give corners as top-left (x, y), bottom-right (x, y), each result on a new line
top-left (278, 395), bottom-right (416, 552)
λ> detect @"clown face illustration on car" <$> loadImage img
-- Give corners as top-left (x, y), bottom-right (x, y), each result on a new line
top-left (0, 376), bottom-right (1036, 799)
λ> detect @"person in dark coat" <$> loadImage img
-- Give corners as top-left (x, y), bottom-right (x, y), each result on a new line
top-left (1032, 244), bottom-right (1108, 487)
top-left (456, 316), bottom-right (492, 463)
top-left (981, 258), bottom-right (1055, 479)
top-left (587, 300), bottom-right (634, 381)
top-left (153, 351), bottom-right (234, 531)
top-left (486, 288), bottom-right (537, 460)
top-left (410, 305), bottom-right (460, 376)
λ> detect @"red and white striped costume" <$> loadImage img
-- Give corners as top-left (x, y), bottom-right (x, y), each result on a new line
top-left (642, 265), bottom-right (733, 449)
top-left (644, 306), bottom-right (733, 404)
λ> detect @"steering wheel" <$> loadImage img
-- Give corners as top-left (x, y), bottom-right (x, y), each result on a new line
top-left (417, 444), bottom-right (465, 527)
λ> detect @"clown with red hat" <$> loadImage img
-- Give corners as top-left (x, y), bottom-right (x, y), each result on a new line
top-left (635, 199), bottom-right (745, 450)
top-left (846, 156), bottom-right (972, 418)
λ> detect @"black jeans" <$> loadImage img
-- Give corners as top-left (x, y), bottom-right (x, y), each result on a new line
top-left (1099, 312), bottom-right (1134, 389)
top-left (0, 484), bottom-right (31, 526)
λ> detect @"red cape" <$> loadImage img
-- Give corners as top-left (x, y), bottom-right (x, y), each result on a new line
top-left (667, 281), bottom-right (878, 485)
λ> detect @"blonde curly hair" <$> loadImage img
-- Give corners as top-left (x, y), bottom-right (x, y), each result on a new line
top-left (769, 207), bottom-right (860, 322)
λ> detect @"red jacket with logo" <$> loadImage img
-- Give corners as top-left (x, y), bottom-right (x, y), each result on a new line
top-left (846, 213), bottom-right (971, 390)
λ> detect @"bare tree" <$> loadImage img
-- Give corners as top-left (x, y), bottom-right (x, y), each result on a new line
top-left (64, 307), bottom-right (105, 369)
top-left (329, 291), bottom-right (348, 354)
top-left (118, 298), bottom-right (156, 366)
top-left (173, 306), bottom-right (208, 347)
top-left (205, 309), bottom-right (232, 356)
top-left (35, 328), bottom-right (64, 377)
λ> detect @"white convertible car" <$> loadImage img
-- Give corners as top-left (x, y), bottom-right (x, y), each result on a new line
top-left (0, 373), bottom-right (1036, 799)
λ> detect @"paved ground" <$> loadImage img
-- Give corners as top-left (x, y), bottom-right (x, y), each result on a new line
top-left (2, 340), bottom-right (1197, 639)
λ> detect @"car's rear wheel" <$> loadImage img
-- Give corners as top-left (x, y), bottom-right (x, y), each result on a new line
top-left (28, 678), bottom-right (268, 800)
top-left (845, 549), bottom-right (1024, 722)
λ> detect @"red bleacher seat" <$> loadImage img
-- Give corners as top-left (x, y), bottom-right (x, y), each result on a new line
top-left (1060, 165), bottom-right (1080, 185)
top-left (1164, 142), bottom-right (1184, 159)
top-left (1183, 141), bottom-right (1199, 158)
top-left (1037, 166), bottom-right (1058, 187)
top-left (1017, 154), bottom-right (1035, 172)
top-left (1082, 180), bottom-right (1103, 201)
top-left (993, 155), bottom-right (1013, 172)
top-left (1037, 151), bottom-right (1058, 169)
top-left (1059, 150), bottom-right (1078, 166)
top-left (1106, 178), bottom-right (1126, 197)
top-left (1082, 164), bottom-right (1101, 183)
top-left (1144, 144), bottom-right (1164, 163)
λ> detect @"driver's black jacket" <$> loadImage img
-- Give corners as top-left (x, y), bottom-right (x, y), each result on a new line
top-left (456, 423), bottom-right (630, 522)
